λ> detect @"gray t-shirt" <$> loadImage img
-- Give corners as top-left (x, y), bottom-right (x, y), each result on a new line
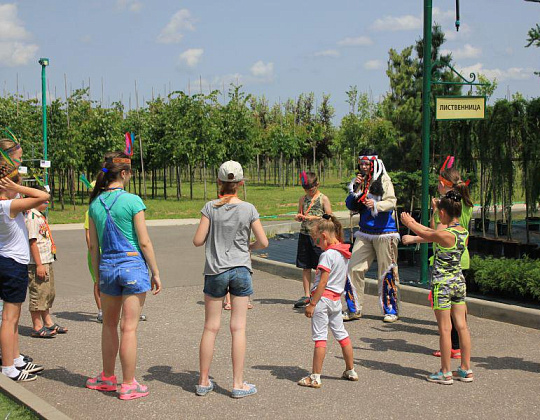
top-left (201, 200), bottom-right (260, 276)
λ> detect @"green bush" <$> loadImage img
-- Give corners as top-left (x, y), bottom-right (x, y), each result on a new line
top-left (469, 255), bottom-right (540, 301)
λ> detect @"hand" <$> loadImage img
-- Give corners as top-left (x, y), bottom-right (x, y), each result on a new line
top-left (0, 177), bottom-right (19, 193)
top-left (431, 197), bottom-right (440, 211)
top-left (151, 274), bottom-right (162, 295)
top-left (305, 303), bottom-right (315, 318)
top-left (36, 264), bottom-right (47, 281)
top-left (355, 174), bottom-right (364, 184)
top-left (400, 212), bottom-right (415, 227)
top-left (295, 213), bottom-right (305, 222)
top-left (365, 199), bottom-right (375, 209)
top-left (401, 235), bottom-right (416, 245)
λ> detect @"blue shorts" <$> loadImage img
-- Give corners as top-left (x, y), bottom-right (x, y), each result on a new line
top-left (99, 253), bottom-right (151, 297)
top-left (0, 255), bottom-right (29, 303)
top-left (204, 267), bottom-right (253, 298)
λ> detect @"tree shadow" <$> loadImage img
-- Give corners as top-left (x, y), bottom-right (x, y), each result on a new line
top-left (355, 337), bottom-right (433, 355)
top-left (371, 323), bottom-right (438, 336)
top-left (398, 316), bottom-right (438, 327)
top-left (471, 356), bottom-right (540, 373)
top-left (253, 298), bottom-right (296, 305)
top-left (142, 365), bottom-right (229, 396)
top-left (52, 311), bottom-right (97, 323)
top-left (354, 358), bottom-right (431, 380)
top-left (252, 365), bottom-right (309, 383)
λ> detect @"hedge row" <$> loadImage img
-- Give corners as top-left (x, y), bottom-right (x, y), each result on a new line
top-left (468, 256), bottom-right (540, 302)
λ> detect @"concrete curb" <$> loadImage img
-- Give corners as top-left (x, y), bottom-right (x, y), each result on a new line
top-left (0, 374), bottom-right (71, 420)
top-left (252, 256), bottom-right (540, 330)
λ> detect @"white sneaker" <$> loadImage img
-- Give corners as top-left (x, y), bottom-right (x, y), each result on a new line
top-left (342, 369), bottom-right (359, 381)
top-left (342, 311), bottom-right (362, 322)
top-left (383, 314), bottom-right (399, 323)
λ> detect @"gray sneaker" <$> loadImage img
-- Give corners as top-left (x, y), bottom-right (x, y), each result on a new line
top-left (195, 379), bottom-right (214, 396)
top-left (343, 311), bottom-right (362, 322)
top-left (96, 313), bottom-right (103, 323)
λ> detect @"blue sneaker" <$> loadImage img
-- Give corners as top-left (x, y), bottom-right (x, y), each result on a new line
top-left (231, 383), bottom-right (257, 398)
top-left (195, 379), bottom-right (214, 396)
top-left (453, 367), bottom-right (474, 383)
top-left (426, 370), bottom-right (453, 385)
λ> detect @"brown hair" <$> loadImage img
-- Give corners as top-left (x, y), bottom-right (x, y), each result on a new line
top-left (89, 151), bottom-right (131, 203)
top-left (440, 168), bottom-right (473, 208)
top-left (439, 190), bottom-right (462, 219)
top-left (0, 138), bottom-right (17, 154)
top-left (313, 214), bottom-right (344, 243)
top-left (302, 172), bottom-right (319, 190)
top-left (213, 181), bottom-right (241, 208)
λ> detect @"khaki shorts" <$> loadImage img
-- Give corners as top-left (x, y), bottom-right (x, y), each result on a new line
top-left (28, 263), bottom-right (55, 311)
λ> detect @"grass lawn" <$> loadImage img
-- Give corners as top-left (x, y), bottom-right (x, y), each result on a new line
top-left (0, 393), bottom-right (37, 420)
top-left (47, 180), bottom-right (350, 225)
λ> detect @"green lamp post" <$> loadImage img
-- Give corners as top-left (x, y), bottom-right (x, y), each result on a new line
top-left (39, 57), bottom-right (49, 186)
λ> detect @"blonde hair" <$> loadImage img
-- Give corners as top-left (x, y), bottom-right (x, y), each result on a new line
top-left (313, 214), bottom-right (343, 242)
top-left (213, 181), bottom-right (241, 208)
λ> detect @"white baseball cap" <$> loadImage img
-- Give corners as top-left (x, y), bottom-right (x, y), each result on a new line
top-left (218, 160), bottom-right (243, 182)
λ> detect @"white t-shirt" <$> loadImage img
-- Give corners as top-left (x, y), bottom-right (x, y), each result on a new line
top-left (0, 200), bottom-right (30, 265)
top-left (311, 248), bottom-right (349, 295)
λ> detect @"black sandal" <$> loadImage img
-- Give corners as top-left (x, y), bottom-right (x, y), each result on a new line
top-left (31, 327), bottom-right (56, 338)
top-left (46, 323), bottom-right (68, 334)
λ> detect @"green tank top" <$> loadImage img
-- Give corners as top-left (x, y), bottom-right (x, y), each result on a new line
top-left (300, 193), bottom-right (325, 235)
top-left (432, 226), bottom-right (469, 283)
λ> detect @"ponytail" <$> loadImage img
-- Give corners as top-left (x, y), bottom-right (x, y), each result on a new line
top-left (213, 181), bottom-right (240, 208)
top-left (315, 214), bottom-right (344, 243)
top-left (89, 151), bottom-right (131, 203)
top-left (440, 167), bottom-right (473, 209)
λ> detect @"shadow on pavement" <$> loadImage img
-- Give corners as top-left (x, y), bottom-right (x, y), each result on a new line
top-left (398, 316), bottom-right (438, 327)
top-left (143, 365), bottom-right (229, 396)
top-left (253, 298), bottom-right (296, 305)
top-left (356, 338), bottom-right (433, 355)
top-left (252, 365), bottom-right (309, 382)
top-left (53, 311), bottom-right (97, 323)
top-left (471, 356), bottom-right (540, 373)
top-left (355, 358), bottom-right (431, 380)
top-left (371, 323), bottom-right (438, 336)
top-left (40, 367), bottom-right (114, 394)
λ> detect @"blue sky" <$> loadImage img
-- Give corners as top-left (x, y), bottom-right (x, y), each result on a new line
top-left (1, 0), bottom-right (539, 120)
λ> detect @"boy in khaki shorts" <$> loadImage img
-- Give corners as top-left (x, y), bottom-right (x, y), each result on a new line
top-left (25, 188), bottom-right (67, 338)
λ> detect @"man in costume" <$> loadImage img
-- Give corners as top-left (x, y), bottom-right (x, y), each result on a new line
top-left (344, 148), bottom-right (400, 323)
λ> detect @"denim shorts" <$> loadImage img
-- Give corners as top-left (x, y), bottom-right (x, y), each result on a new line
top-left (0, 255), bottom-right (29, 303)
top-left (99, 254), bottom-right (151, 297)
top-left (204, 266), bottom-right (253, 298)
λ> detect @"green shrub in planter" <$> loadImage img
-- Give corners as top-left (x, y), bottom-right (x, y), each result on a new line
top-left (469, 256), bottom-right (540, 302)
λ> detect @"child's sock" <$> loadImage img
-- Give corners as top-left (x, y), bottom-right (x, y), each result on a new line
top-left (310, 373), bottom-right (321, 384)
top-left (98, 310), bottom-right (102, 315)
top-left (2, 365), bottom-right (19, 378)
top-left (13, 355), bottom-right (25, 368)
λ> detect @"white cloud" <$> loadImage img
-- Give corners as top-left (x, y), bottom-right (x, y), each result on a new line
top-left (440, 44), bottom-right (481, 60)
top-left (250, 60), bottom-right (274, 82)
top-left (157, 9), bottom-right (195, 44)
top-left (117, 0), bottom-right (143, 12)
top-left (371, 14), bottom-right (421, 31)
top-left (179, 48), bottom-right (203, 68)
top-left (444, 23), bottom-right (472, 41)
top-left (364, 60), bottom-right (383, 70)
top-left (432, 8), bottom-right (455, 23)
top-left (0, 4), bottom-right (38, 67)
top-left (313, 49), bottom-right (340, 58)
top-left (337, 36), bottom-right (373, 47)
top-left (80, 35), bottom-right (92, 44)
top-left (459, 63), bottom-right (535, 82)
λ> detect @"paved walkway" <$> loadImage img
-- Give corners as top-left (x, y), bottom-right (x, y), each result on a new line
top-left (13, 225), bottom-right (540, 419)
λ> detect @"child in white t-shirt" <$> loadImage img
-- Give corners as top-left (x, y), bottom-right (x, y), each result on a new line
top-left (298, 214), bottom-right (358, 388)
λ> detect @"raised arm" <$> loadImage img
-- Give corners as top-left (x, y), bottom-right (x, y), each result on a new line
top-left (400, 212), bottom-right (455, 248)
top-left (0, 178), bottom-right (50, 218)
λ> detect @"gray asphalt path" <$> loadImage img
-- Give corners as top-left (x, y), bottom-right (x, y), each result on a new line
top-left (13, 225), bottom-right (540, 419)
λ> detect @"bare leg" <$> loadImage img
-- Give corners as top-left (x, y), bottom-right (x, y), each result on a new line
top-left (198, 294), bottom-right (223, 387)
top-left (30, 311), bottom-right (44, 331)
top-left (434, 309), bottom-right (452, 373)
top-left (94, 283), bottom-right (102, 311)
top-left (119, 293), bottom-right (145, 384)
top-left (312, 346), bottom-right (326, 374)
top-left (42, 309), bottom-right (54, 329)
top-left (230, 295), bottom-right (249, 390)
top-left (1, 303), bottom-right (22, 367)
top-left (100, 294), bottom-right (122, 377)
top-left (451, 304), bottom-right (471, 370)
top-left (302, 269), bottom-right (311, 297)
top-left (341, 343), bottom-right (354, 371)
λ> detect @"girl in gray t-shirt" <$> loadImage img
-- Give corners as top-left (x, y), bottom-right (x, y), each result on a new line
top-left (193, 160), bottom-right (268, 398)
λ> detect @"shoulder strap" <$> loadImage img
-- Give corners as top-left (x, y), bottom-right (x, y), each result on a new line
top-left (99, 190), bottom-right (126, 213)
